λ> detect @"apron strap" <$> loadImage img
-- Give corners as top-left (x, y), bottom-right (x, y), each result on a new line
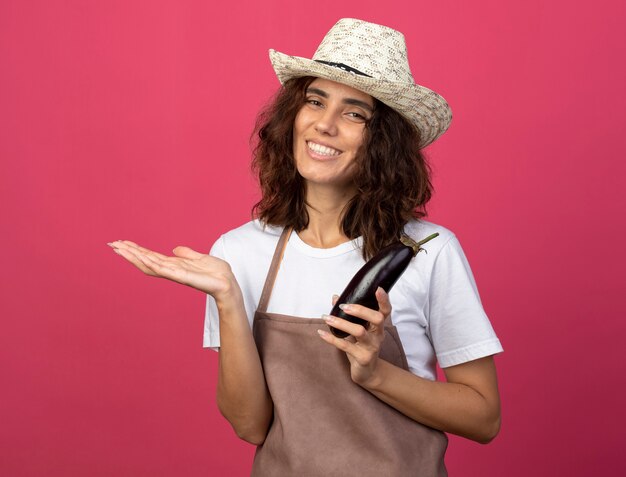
top-left (257, 227), bottom-right (292, 313)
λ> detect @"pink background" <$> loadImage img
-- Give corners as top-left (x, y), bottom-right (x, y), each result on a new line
top-left (2, 0), bottom-right (625, 475)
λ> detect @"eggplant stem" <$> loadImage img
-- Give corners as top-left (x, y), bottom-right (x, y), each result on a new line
top-left (416, 232), bottom-right (439, 247)
top-left (401, 232), bottom-right (440, 255)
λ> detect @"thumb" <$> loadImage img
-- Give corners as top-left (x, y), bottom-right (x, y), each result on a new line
top-left (172, 246), bottom-right (205, 259)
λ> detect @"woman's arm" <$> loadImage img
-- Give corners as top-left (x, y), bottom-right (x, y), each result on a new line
top-left (214, 288), bottom-right (273, 445)
top-left (109, 241), bottom-right (273, 444)
top-left (359, 355), bottom-right (500, 443)
top-left (319, 288), bottom-right (501, 443)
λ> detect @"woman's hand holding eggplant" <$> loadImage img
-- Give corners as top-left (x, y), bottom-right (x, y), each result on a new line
top-left (108, 240), bottom-right (241, 305)
top-left (319, 287), bottom-right (391, 387)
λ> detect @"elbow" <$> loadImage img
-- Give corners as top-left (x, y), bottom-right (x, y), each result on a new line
top-left (226, 410), bottom-right (269, 445)
top-left (475, 415), bottom-right (501, 444)
top-left (217, 401), bottom-right (270, 446)
top-left (222, 413), bottom-right (269, 445)
top-left (235, 427), bottom-right (267, 446)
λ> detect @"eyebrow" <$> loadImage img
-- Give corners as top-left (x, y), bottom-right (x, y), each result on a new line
top-left (306, 87), bottom-right (374, 113)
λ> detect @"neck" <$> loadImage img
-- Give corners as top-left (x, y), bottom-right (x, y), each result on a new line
top-left (298, 183), bottom-right (355, 248)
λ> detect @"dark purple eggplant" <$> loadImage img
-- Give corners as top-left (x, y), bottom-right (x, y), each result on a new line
top-left (329, 232), bottom-right (439, 338)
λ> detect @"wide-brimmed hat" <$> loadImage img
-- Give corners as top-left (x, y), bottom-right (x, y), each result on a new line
top-left (269, 18), bottom-right (452, 148)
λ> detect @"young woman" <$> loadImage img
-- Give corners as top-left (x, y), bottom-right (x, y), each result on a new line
top-left (110, 18), bottom-right (503, 476)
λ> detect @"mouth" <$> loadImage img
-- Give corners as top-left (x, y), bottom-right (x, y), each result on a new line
top-left (306, 141), bottom-right (342, 158)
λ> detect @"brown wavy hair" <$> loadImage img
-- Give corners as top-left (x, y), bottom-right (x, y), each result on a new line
top-left (251, 76), bottom-right (433, 260)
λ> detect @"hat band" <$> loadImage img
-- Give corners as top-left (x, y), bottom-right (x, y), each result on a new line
top-left (314, 60), bottom-right (372, 77)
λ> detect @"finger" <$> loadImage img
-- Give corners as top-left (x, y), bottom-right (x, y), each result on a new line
top-left (317, 329), bottom-right (372, 364)
top-left (317, 328), bottom-right (359, 353)
top-left (336, 303), bottom-right (386, 330)
top-left (172, 246), bottom-right (205, 259)
top-left (322, 314), bottom-right (374, 344)
top-left (135, 251), bottom-right (186, 282)
top-left (111, 240), bottom-right (169, 260)
top-left (111, 246), bottom-right (157, 276)
top-left (126, 244), bottom-right (178, 267)
top-left (375, 287), bottom-right (392, 320)
top-left (331, 294), bottom-right (339, 306)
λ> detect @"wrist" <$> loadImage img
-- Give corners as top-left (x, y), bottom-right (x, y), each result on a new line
top-left (214, 277), bottom-right (244, 312)
top-left (357, 360), bottom-right (387, 391)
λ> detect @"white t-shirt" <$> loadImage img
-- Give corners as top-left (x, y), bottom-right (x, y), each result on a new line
top-left (203, 219), bottom-right (503, 380)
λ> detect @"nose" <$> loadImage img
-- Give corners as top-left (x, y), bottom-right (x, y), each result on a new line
top-left (314, 108), bottom-right (339, 136)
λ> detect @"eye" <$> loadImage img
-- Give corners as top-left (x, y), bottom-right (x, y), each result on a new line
top-left (346, 111), bottom-right (368, 122)
top-left (306, 98), bottom-right (323, 107)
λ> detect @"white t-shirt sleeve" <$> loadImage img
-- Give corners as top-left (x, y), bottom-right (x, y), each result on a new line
top-left (203, 236), bottom-right (225, 350)
top-left (428, 235), bottom-right (503, 368)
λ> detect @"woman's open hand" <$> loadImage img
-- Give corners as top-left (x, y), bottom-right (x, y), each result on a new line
top-left (108, 240), bottom-right (240, 303)
top-left (318, 287), bottom-right (391, 387)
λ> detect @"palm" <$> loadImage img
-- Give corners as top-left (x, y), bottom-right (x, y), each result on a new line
top-left (110, 240), bottom-right (235, 298)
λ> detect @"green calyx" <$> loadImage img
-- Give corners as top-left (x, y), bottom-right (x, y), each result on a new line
top-left (400, 232), bottom-right (439, 255)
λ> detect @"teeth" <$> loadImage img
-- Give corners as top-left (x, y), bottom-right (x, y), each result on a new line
top-left (308, 141), bottom-right (341, 156)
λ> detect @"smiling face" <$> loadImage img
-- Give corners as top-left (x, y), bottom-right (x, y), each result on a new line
top-left (292, 78), bottom-right (375, 190)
